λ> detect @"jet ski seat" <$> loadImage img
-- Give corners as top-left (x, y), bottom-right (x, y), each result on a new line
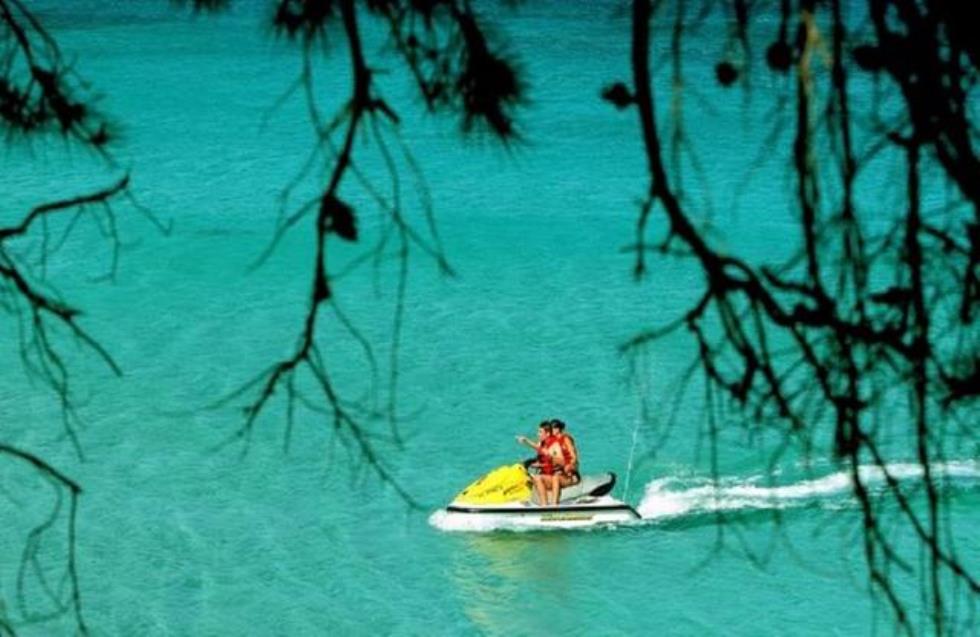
top-left (558, 472), bottom-right (617, 502)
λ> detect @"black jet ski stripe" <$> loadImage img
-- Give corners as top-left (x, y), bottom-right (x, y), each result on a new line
top-left (446, 504), bottom-right (641, 518)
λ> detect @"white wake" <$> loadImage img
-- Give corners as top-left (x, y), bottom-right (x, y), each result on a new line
top-left (637, 460), bottom-right (980, 521)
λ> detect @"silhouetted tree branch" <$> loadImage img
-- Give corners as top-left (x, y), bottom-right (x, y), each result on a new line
top-left (0, 444), bottom-right (86, 636)
top-left (0, 3), bottom-right (159, 634)
top-left (0, 0), bottom-right (112, 148)
top-left (619, 0), bottom-right (978, 633)
top-left (200, 0), bottom-right (523, 506)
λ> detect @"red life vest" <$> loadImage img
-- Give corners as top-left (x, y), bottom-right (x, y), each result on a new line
top-left (536, 435), bottom-right (557, 475)
top-left (557, 434), bottom-right (576, 470)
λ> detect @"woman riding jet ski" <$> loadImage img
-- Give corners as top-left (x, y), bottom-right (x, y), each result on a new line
top-left (440, 421), bottom-right (640, 529)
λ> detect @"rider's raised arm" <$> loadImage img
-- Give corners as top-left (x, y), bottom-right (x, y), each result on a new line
top-left (515, 435), bottom-right (540, 451)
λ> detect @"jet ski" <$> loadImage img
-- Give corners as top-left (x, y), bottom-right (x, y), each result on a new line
top-left (440, 463), bottom-right (641, 529)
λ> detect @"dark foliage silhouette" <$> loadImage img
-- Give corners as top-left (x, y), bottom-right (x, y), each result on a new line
top-left (194, 0), bottom-right (523, 506)
top-left (0, 1), bottom-right (159, 633)
top-left (617, 0), bottom-right (978, 633)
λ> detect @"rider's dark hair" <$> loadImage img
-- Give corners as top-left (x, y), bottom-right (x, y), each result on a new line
top-left (550, 419), bottom-right (566, 431)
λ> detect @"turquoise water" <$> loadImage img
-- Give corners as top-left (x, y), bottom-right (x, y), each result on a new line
top-left (2, 2), bottom-right (978, 635)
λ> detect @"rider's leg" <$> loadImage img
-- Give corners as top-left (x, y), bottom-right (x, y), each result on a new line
top-left (554, 472), bottom-right (578, 504)
top-left (531, 474), bottom-right (547, 505)
top-left (548, 474), bottom-right (561, 505)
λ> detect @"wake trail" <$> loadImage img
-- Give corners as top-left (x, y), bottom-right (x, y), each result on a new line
top-left (637, 460), bottom-right (980, 521)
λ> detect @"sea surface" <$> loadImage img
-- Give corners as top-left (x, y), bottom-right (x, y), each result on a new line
top-left (1, 1), bottom-right (978, 635)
